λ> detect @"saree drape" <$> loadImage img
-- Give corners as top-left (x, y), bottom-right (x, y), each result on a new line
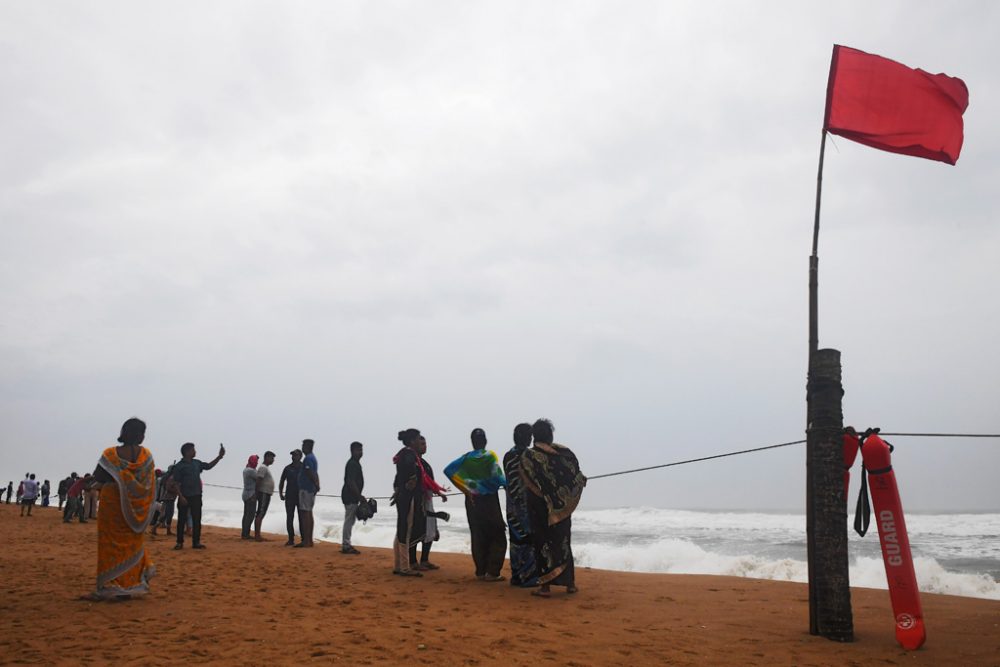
top-left (522, 443), bottom-right (586, 586)
top-left (93, 446), bottom-right (156, 599)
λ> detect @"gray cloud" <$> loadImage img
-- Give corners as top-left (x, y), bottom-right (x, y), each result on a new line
top-left (1, 1), bottom-right (998, 510)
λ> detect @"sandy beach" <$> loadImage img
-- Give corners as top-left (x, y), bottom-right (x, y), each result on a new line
top-left (1, 503), bottom-right (998, 666)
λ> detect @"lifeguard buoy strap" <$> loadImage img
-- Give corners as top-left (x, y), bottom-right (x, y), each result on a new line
top-left (867, 465), bottom-right (893, 475)
top-left (854, 465), bottom-right (871, 537)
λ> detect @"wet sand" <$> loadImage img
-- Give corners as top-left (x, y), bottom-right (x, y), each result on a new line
top-left (1, 502), bottom-right (998, 666)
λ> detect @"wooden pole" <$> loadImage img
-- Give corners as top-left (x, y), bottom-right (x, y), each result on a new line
top-left (807, 349), bottom-right (853, 641)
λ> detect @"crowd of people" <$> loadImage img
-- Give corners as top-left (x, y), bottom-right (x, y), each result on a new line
top-left (389, 418), bottom-right (587, 598)
top-left (6, 470), bottom-right (105, 523)
top-left (3, 474), bottom-right (47, 515)
top-left (8, 416), bottom-right (586, 601)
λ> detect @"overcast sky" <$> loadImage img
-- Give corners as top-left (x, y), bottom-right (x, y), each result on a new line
top-left (2, 2), bottom-right (997, 511)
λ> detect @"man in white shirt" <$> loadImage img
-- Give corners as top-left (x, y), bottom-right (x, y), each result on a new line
top-left (20, 473), bottom-right (39, 517)
top-left (241, 455), bottom-right (259, 539)
top-left (254, 451), bottom-right (276, 542)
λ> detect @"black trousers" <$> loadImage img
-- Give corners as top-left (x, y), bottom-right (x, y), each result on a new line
top-left (241, 497), bottom-right (256, 537)
top-left (465, 494), bottom-right (507, 577)
top-left (409, 541), bottom-right (434, 566)
top-left (176, 495), bottom-right (203, 546)
top-left (285, 497), bottom-right (301, 542)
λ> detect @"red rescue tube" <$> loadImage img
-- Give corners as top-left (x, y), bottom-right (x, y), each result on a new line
top-left (842, 431), bottom-right (860, 502)
top-left (860, 433), bottom-right (926, 650)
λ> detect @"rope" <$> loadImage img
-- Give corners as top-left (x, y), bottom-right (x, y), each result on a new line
top-left (198, 431), bottom-right (1000, 498)
top-left (201, 482), bottom-right (399, 501)
top-left (586, 439), bottom-right (805, 481)
top-left (878, 432), bottom-right (1000, 438)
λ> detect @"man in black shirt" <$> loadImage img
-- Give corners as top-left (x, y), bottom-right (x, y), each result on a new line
top-left (279, 449), bottom-right (303, 547)
top-left (341, 441), bottom-right (365, 554)
top-left (57, 477), bottom-right (69, 510)
top-left (169, 442), bottom-right (225, 550)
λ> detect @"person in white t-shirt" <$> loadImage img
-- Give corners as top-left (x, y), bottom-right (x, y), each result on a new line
top-left (20, 473), bottom-right (39, 517)
top-left (254, 451), bottom-right (276, 542)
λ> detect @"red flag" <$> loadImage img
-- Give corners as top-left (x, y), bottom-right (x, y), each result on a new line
top-left (824, 45), bottom-right (969, 165)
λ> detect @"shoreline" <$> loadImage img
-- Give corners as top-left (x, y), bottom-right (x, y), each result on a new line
top-left (2, 503), bottom-right (999, 665)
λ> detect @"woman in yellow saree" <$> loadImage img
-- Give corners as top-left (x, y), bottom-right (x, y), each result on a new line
top-left (86, 417), bottom-right (157, 600)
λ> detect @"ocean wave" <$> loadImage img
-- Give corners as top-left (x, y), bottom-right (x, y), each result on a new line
top-left (574, 537), bottom-right (1000, 600)
top-left (198, 494), bottom-right (1000, 600)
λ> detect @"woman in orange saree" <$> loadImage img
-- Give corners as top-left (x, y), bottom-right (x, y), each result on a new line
top-left (86, 417), bottom-right (157, 600)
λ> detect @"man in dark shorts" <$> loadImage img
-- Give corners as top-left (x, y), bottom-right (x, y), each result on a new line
top-left (169, 442), bottom-right (225, 550)
top-left (296, 439), bottom-right (319, 548)
top-left (341, 441), bottom-right (365, 554)
top-left (279, 449), bottom-right (303, 546)
top-left (20, 474), bottom-right (39, 516)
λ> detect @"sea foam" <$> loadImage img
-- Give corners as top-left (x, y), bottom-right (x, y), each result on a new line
top-left (199, 493), bottom-right (1000, 600)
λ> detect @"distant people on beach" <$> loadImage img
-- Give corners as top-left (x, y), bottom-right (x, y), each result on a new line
top-left (503, 423), bottom-right (539, 587)
top-left (152, 465), bottom-right (177, 536)
top-left (16, 475), bottom-right (26, 504)
top-left (279, 449), bottom-right (303, 546)
top-left (41, 480), bottom-right (50, 507)
top-left (85, 417), bottom-right (157, 600)
top-left (64, 474), bottom-right (87, 523)
top-left (414, 434), bottom-right (450, 571)
top-left (19, 474), bottom-right (39, 516)
top-left (392, 429), bottom-right (426, 576)
top-left (254, 451), bottom-right (276, 542)
top-left (445, 428), bottom-right (507, 582)
top-left (169, 442), bottom-right (225, 550)
top-left (341, 441), bottom-right (365, 555)
top-left (241, 455), bottom-right (260, 540)
top-left (522, 418), bottom-right (586, 598)
top-left (296, 439), bottom-right (319, 548)
top-left (4, 481), bottom-right (11, 503)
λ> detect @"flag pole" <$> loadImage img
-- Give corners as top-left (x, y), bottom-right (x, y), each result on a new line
top-left (810, 129), bottom-right (827, 363)
top-left (806, 128), bottom-right (827, 635)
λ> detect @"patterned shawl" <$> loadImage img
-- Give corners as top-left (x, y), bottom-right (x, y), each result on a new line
top-left (98, 446), bottom-right (156, 533)
top-left (520, 442), bottom-right (586, 525)
top-left (444, 449), bottom-right (506, 496)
